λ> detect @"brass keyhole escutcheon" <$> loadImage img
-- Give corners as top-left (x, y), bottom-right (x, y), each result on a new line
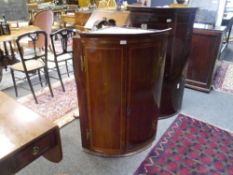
top-left (32, 146), bottom-right (40, 156)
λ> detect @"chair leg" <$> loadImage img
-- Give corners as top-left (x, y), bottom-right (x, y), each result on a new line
top-left (38, 70), bottom-right (43, 87)
top-left (56, 62), bottom-right (65, 91)
top-left (10, 69), bottom-right (18, 97)
top-left (49, 44), bottom-right (53, 52)
top-left (44, 67), bottom-right (54, 97)
top-left (25, 72), bottom-right (38, 104)
top-left (65, 60), bottom-right (70, 77)
top-left (9, 41), bottom-right (16, 63)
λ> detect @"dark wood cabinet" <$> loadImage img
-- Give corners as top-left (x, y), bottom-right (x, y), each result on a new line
top-left (185, 26), bottom-right (226, 92)
top-left (128, 6), bottom-right (197, 118)
top-left (73, 27), bottom-right (170, 156)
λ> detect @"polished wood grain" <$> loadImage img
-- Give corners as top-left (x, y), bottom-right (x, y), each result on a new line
top-left (61, 14), bottom-right (76, 26)
top-left (73, 28), bottom-right (169, 156)
top-left (0, 92), bottom-right (62, 175)
top-left (75, 11), bottom-right (92, 31)
top-left (128, 6), bottom-right (197, 118)
top-left (61, 11), bottom-right (91, 31)
top-left (185, 26), bottom-right (226, 92)
top-left (0, 25), bottom-right (40, 42)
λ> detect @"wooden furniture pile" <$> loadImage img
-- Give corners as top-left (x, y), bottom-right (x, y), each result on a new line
top-left (1, 4), bottom-right (225, 167)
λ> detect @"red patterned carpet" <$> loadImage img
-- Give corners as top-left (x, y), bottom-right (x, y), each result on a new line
top-left (213, 61), bottom-right (233, 94)
top-left (134, 114), bottom-right (233, 175)
top-left (18, 77), bottom-right (79, 127)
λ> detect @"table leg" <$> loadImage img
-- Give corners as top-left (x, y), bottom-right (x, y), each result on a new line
top-left (43, 127), bottom-right (63, 162)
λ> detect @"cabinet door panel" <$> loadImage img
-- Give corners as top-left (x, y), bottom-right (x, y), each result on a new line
top-left (186, 32), bottom-right (222, 91)
top-left (83, 45), bottom-right (126, 153)
top-left (126, 43), bottom-right (165, 149)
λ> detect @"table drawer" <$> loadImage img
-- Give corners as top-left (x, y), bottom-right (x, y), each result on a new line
top-left (14, 130), bottom-right (56, 169)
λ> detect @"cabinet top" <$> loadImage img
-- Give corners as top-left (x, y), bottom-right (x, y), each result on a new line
top-left (127, 5), bottom-right (198, 13)
top-left (80, 27), bottom-right (171, 38)
top-left (194, 23), bottom-right (226, 33)
top-left (90, 27), bottom-right (165, 34)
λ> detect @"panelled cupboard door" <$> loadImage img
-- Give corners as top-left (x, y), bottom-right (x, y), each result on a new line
top-left (126, 42), bottom-right (166, 150)
top-left (81, 39), bottom-right (126, 154)
top-left (73, 28), bottom-right (170, 156)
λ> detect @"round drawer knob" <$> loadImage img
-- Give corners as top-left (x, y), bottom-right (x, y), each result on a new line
top-left (166, 18), bottom-right (172, 23)
top-left (32, 146), bottom-right (40, 156)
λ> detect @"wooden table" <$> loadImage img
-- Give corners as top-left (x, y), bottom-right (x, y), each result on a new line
top-left (0, 92), bottom-right (62, 175)
top-left (61, 11), bottom-right (92, 31)
top-left (0, 25), bottom-right (40, 82)
top-left (0, 25), bottom-right (40, 42)
top-left (61, 14), bottom-right (76, 27)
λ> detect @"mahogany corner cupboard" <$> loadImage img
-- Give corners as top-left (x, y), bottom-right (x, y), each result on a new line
top-left (73, 27), bottom-right (170, 156)
top-left (128, 6), bottom-right (197, 118)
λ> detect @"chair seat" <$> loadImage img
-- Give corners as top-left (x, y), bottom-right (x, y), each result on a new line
top-left (48, 53), bottom-right (72, 62)
top-left (10, 59), bottom-right (45, 72)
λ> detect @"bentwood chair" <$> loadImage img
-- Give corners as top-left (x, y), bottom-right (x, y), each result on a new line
top-left (31, 9), bottom-right (54, 50)
top-left (49, 28), bottom-right (75, 91)
top-left (0, 41), bottom-right (18, 69)
top-left (9, 30), bottom-right (53, 104)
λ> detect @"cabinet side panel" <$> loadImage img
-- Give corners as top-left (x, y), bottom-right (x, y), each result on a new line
top-left (186, 31), bottom-right (222, 91)
top-left (73, 37), bottom-right (90, 148)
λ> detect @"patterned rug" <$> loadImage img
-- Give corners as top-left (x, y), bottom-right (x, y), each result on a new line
top-left (134, 114), bottom-right (233, 175)
top-left (18, 77), bottom-right (79, 128)
top-left (213, 61), bottom-right (233, 94)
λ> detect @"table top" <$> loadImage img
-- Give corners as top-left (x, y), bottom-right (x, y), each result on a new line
top-left (0, 25), bottom-right (40, 42)
top-left (194, 23), bottom-right (226, 32)
top-left (0, 92), bottom-right (56, 160)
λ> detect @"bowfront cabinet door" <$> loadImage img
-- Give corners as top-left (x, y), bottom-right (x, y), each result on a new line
top-left (126, 42), bottom-right (165, 150)
top-left (81, 38), bottom-right (127, 155)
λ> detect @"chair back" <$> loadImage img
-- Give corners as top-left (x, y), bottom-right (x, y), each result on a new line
top-left (33, 10), bottom-right (54, 48)
top-left (16, 31), bottom-right (48, 72)
top-left (50, 28), bottom-right (75, 57)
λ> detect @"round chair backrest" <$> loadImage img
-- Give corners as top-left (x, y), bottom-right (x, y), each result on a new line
top-left (33, 10), bottom-right (54, 48)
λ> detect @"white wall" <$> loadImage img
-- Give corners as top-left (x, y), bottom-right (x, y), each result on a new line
top-left (216, 0), bottom-right (227, 26)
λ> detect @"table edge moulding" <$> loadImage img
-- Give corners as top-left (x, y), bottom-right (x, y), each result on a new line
top-left (127, 6), bottom-right (198, 119)
top-left (0, 92), bottom-right (62, 175)
top-left (73, 27), bottom-right (170, 156)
